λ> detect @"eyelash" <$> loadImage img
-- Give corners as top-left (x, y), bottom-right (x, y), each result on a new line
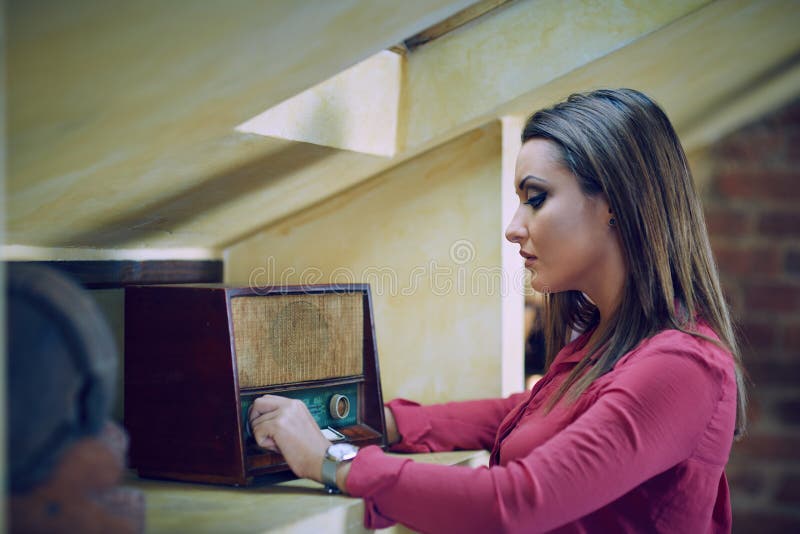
top-left (525, 192), bottom-right (547, 210)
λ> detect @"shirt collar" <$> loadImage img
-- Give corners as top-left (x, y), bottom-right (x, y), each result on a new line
top-left (552, 328), bottom-right (595, 365)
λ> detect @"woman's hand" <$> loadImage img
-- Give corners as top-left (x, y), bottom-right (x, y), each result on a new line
top-left (248, 395), bottom-right (331, 482)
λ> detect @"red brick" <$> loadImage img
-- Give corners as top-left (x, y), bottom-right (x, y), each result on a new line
top-left (758, 212), bottom-right (800, 238)
top-left (770, 99), bottom-right (800, 127)
top-left (712, 244), bottom-right (783, 278)
top-left (738, 320), bottom-right (777, 351)
top-left (704, 205), bottom-right (752, 237)
top-left (715, 130), bottom-right (786, 163)
top-left (725, 466), bottom-right (765, 496)
top-left (775, 398), bottom-right (800, 426)
top-left (719, 281), bottom-right (744, 316)
top-left (745, 394), bottom-right (763, 426)
top-left (786, 248), bottom-right (800, 277)
top-left (744, 282), bottom-right (800, 312)
top-left (788, 130), bottom-right (800, 164)
top-left (743, 362), bottom-right (800, 387)
top-left (714, 170), bottom-right (800, 201)
top-left (776, 474), bottom-right (800, 505)
top-left (727, 392), bottom-right (763, 428)
top-left (783, 324), bottom-right (800, 353)
top-left (731, 432), bottom-right (800, 460)
top-left (740, 347), bottom-right (776, 373)
top-left (732, 511), bottom-right (800, 534)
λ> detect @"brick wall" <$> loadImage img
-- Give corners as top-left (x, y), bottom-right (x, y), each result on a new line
top-left (702, 98), bottom-right (800, 532)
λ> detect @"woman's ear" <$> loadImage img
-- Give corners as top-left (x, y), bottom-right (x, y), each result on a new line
top-left (592, 194), bottom-right (614, 227)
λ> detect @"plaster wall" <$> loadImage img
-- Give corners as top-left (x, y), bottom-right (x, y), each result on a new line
top-left (225, 123), bottom-right (512, 404)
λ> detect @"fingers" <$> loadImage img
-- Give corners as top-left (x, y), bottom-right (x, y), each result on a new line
top-left (249, 397), bottom-right (284, 449)
top-left (245, 394), bottom-right (334, 481)
top-left (250, 394), bottom-right (290, 418)
top-left (254, 434), bottom-right (278, 452)
top-left (250, 414), bottom-right (280, 450)
top-left (248, 395), bottom-right (313, 450)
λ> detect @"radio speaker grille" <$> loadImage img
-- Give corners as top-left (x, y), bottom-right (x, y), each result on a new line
top-left (231, 293), bottom-right (363, 387)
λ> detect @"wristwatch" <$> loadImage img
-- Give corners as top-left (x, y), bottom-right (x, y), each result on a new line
top-left (321, 442), bottom-right (359, 493)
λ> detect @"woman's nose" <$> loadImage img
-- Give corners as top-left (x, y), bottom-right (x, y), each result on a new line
top-left (505, 208), bottom-right (527, 244)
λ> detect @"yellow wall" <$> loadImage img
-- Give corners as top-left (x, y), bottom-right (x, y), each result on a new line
top-left (225, 123), bottom-right (508, 404)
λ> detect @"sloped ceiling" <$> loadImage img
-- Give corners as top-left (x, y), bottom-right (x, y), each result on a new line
top-left (5, 0), bottom-right (800, 256)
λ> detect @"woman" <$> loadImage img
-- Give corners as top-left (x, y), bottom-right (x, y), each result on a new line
top-left (249, 88), bottom-right (747, 533)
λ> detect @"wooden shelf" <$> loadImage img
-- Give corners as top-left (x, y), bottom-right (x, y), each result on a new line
top-left (11, 260), bottom-right (223, 289)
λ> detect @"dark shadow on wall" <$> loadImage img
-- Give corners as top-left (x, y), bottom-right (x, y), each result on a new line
top-left (62, 139), bottom-right (340, 248)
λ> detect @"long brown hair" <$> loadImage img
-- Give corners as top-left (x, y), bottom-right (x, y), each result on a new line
top-left (523, 88), bottom-right (747, 437)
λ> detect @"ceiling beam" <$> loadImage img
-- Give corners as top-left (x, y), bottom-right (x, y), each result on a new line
top-left (6, 0), bottom-right (476, 248)
top-left (7, 0), bottom-right (800, 252)
top-left (153, 0), bottom-right (717, 250)
top-left (494, 0), bottom-right (800, 140)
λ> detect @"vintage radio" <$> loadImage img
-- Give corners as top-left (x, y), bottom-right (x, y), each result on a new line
top-left (124, 284), bottom-right (386, 485)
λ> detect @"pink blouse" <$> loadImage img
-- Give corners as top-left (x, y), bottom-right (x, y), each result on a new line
top-left (346, 324), bottom-right (737, 533)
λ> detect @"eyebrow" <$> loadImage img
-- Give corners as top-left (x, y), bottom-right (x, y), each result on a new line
top-left (518, 175), bottom-right (548, 191)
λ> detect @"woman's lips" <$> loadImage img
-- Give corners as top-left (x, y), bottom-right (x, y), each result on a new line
top-left (520, 251), bottom-right (538, 267)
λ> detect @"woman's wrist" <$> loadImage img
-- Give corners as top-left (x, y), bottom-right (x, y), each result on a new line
top-left (335, 461), bottom-right (353, 494)
top-left (384, 406), bottom-right (400, 445)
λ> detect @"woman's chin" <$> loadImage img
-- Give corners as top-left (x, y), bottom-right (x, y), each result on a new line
top-left (530, 281), bottom-right (553, 295)
top-left (528, 269), bottom-right (558, 295)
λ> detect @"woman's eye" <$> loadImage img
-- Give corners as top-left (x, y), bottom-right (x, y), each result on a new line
top-left (525, 192), bottom-right (547, 210)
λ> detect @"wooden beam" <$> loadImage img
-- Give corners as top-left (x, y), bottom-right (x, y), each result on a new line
top-left (495, 0), bottom-right (800, 140)
top-left (404, 0), bottom-right (514, 50)
top-left (12, 260), bottom-right (223, 289)
top-left (212, 0), bottom-right (714, 248)
top-left (10, 0), bottom-right (800, 253)
top-left (191, 0), bottom-right (716, 250)
top-left (403, 0), bottom-right (710, 150)
top-left (7, 0), bottom-right (475, 249)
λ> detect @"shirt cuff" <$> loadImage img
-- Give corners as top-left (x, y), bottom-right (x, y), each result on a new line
top-left (386, 398), bottom-right (434, 453)
top-left (347, 445), bottom-right (411, 529)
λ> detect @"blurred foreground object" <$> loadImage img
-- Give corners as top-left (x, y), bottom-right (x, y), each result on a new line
top-left (7, 263), bottom-right (144, 533)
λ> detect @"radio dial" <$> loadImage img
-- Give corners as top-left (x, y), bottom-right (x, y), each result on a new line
top-left (329, 394), bottom-right (351, 420)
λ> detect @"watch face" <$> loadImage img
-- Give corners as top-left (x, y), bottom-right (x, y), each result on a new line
top-left (327, 443), bottom-right (359, 462)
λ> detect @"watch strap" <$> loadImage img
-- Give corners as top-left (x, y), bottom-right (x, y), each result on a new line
top-left (321, 455), bottom-right (340, 494)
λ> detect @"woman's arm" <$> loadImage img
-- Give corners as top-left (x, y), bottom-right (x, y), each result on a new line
top-left (248, 391), bottom-right (530, 487)
top-left (347, 348), bottom-right (735, 532)
top-left (385, 392), bottom-right (531, 453)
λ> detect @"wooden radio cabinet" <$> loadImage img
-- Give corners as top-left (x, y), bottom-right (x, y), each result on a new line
top-left (124, 284), bottom-right (386, 485)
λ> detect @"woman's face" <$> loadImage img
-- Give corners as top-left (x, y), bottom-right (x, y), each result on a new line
top-left (505, 139), bottom-right (623, 298)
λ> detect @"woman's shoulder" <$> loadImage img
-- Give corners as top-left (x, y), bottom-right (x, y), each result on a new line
top-left (616, 321), bottom-right (735, 384)
top-left (636, 321), bottom-right (726, 354)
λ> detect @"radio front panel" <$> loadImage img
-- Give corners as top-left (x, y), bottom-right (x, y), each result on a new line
top-left (125, 284), bottom-right (386, 486)
top-left (231, 293), bottom-right (364, 387)
top-left (240, 381), bottom-right (361, 433)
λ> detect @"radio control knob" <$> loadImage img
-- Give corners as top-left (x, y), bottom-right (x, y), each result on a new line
top-left (329, 394), bottom-right (351, 420)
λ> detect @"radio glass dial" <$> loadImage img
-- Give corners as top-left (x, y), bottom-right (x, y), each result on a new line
top-left (329, 394), bottom-right (351, 420)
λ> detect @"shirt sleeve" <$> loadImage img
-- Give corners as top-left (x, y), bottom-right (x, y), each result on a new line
top-left (348, 345), bottom-right (733, 533)
top-left (387, 392), bottom-right (530, 453)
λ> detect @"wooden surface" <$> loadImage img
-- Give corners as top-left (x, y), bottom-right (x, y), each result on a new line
top-left (403, 0), bottom-right (512, 50)
top-left (127, 450), bottom-right (489, 534)
top-left (13, 260), bottom-right (223, 288)
top-left (125, 286), bottom-right (247, 484)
